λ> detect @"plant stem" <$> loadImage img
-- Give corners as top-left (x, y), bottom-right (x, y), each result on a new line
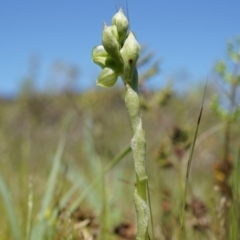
top-left (124, 79), bottom-right (149, 240)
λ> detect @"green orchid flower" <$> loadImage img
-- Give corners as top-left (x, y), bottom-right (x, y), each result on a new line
top-left (92, 9), bottom-right (140, 88)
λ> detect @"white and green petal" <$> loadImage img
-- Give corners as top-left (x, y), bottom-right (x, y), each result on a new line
top-left (102, 24), bottom-right (122, 65)
top-left (120, 32), bottom-right (140, 85)
top-left (97, 67), bottom-right (119, 88)
top-left (92, 45), bottom-right (118, 69)
top-left (92, 45), bottom-right (109, 68)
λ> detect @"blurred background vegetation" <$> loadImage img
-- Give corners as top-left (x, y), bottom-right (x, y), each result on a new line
top-left (0, 38), bottom-right (240, 240)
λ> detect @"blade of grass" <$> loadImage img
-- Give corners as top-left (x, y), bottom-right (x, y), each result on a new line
top-left (26, 176), bottom-right (33, 240)
top-left (100, 161), bottom-right (107, 240)
top-left (0, 175), bottom-right (22, 240)
top-left (68, 144), bottom-right (131, 215)
top-left (179, 115), bottom-right (200, 230)
top-left (46, 145), bottom-right (131, 222)
top-left (83, 114), bottom-right (102, 179)
top-left (40, 113), bottom-right (73, 218)
top-left (230, 146), bottom-right (240, 240)
top-left (44, 122), bottom-right (131, 221)
top-left (179, 82), bottom-right (207, 239)
top-left (30, 112), bottom-right (74, 239)
top-left (147, 181), bottom-right (155, 240)
top-left (59, 160), bottom-right (93, 208)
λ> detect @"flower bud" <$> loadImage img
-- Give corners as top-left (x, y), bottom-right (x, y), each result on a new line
top-left (120, 32), bottom-right (140, 84)
top-left (97, 67), bottom-right (119, 87)
top-left (110, 25), bottom-right (119, 42)
top-left (102, 24), bottom-right (122, 65)
top-left (112, 9), bottom-right (129, 45)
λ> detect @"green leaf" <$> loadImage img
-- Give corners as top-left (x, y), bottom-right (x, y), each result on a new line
top-left (215, 60), bottom-right (226, 76)
top-left (0, 175), bottom-right (22, 240)
top-left (227, 40), bottom-right (240, 62)
top-left (225, 72), bottom-right (234, 84)
top-left (97, 67), bottom-right (119, 87)
top-left (236, 75), bottom-right (240, 84)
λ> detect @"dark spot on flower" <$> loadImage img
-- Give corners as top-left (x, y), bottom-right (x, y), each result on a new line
top-left (128, 59), bottom-right (133, 64)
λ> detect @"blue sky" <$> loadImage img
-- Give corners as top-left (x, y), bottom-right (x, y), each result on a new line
top-left (1, 1), bottom-right (240, 96)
